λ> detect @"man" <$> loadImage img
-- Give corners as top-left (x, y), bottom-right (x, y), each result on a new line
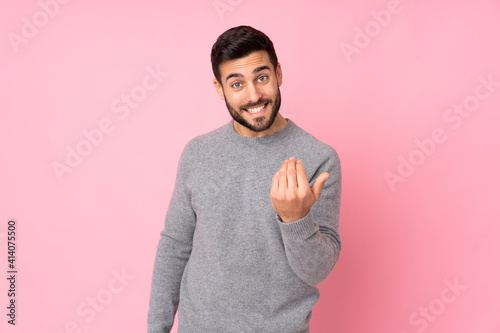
top-left (148, 25), bottom-right (341, 333)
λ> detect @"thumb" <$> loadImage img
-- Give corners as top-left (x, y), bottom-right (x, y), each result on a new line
top-left (311, 172), bottom-right (329, 201)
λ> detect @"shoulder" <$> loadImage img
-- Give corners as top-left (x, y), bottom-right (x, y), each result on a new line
top-left (289, 121), bottom-right (340, 166)
top-left (177, 121), bottom-right (231, 167)
top-left (190, 121), bottom-right (229, 146)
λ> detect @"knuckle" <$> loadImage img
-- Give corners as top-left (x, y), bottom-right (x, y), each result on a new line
top-left (297, 188), bottom-right (309, 198)
top-left (287, 191), bottom-right (297, 201)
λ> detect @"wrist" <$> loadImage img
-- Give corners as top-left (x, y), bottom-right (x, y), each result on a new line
top-left (278, 211), bottom-right (310, 223)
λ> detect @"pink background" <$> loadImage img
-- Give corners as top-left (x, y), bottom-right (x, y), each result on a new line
top-left (1, 0), bottom-right (500, 332)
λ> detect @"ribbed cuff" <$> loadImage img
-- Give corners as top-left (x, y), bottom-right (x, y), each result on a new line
top-left (276, 211), bottom-right (318, 239)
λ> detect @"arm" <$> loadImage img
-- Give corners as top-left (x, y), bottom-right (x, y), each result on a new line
top-left (270, 149), bottom-right (341, 286)
top-left (147, 148), bottom-right (196, 333)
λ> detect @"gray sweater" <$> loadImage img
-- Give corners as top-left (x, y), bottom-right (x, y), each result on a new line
top-left (148, 119), bottom-right (341, 333)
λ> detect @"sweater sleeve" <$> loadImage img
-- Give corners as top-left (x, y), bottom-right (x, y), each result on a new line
top-left (147, 145), bottom-right (196, 333)
top-left (277, 147), bottom-right (342, 286)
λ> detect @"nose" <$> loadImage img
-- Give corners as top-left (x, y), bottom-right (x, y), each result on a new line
top-left (245, 82), bottom-right (262, 104)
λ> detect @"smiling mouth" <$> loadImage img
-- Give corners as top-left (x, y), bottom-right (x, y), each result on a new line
top-left (244, 103), bottom-right (268, 117)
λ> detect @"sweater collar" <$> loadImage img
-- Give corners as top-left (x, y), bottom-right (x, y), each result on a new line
top-left (225, 118), bottom-right (295, 145)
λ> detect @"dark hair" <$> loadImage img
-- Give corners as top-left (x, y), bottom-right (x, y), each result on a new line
top-left (211, 25), bottom-right (278, 84)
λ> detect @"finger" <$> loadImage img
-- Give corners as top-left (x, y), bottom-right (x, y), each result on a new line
top-left (277, 160), bottom-right (288, 193)
top-left (271, 172), bottom-right (279, 194)
top-left (311, 172), bottom-right (329, 201)
top-left (286, 157), bottom-right (298, 189)
top-left (296, 160), bottom-right (310, 189)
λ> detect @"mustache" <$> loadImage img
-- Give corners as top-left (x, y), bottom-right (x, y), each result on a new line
top-left (241, 99), bottom-right (270, 110)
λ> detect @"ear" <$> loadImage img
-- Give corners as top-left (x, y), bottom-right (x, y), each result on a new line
top-left (213, 78), bottom-right (225, 100)
top-left (276, 62), bottom-right (283, 87)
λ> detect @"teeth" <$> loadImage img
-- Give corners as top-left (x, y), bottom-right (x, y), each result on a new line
top-left (246, 104), bottom-right (266, 113)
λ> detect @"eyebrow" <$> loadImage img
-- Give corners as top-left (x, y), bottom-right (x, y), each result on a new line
top-left (225, 65), bottom-right (271, 82)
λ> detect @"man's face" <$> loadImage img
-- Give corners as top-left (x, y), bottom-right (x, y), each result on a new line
top-left (214, 50), bottom-right (284, 137)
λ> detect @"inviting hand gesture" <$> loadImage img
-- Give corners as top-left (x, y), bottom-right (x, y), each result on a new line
top-left (270, 157), bottom-right (329, 223)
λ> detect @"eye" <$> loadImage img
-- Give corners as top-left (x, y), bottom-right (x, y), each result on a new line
top-left (231, 82), bottom-right (242, 89)
top-left (258, 75), bottom-right (268, 82)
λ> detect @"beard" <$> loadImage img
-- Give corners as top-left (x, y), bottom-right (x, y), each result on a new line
top-left (223, 87), bottom-right (281, 133)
